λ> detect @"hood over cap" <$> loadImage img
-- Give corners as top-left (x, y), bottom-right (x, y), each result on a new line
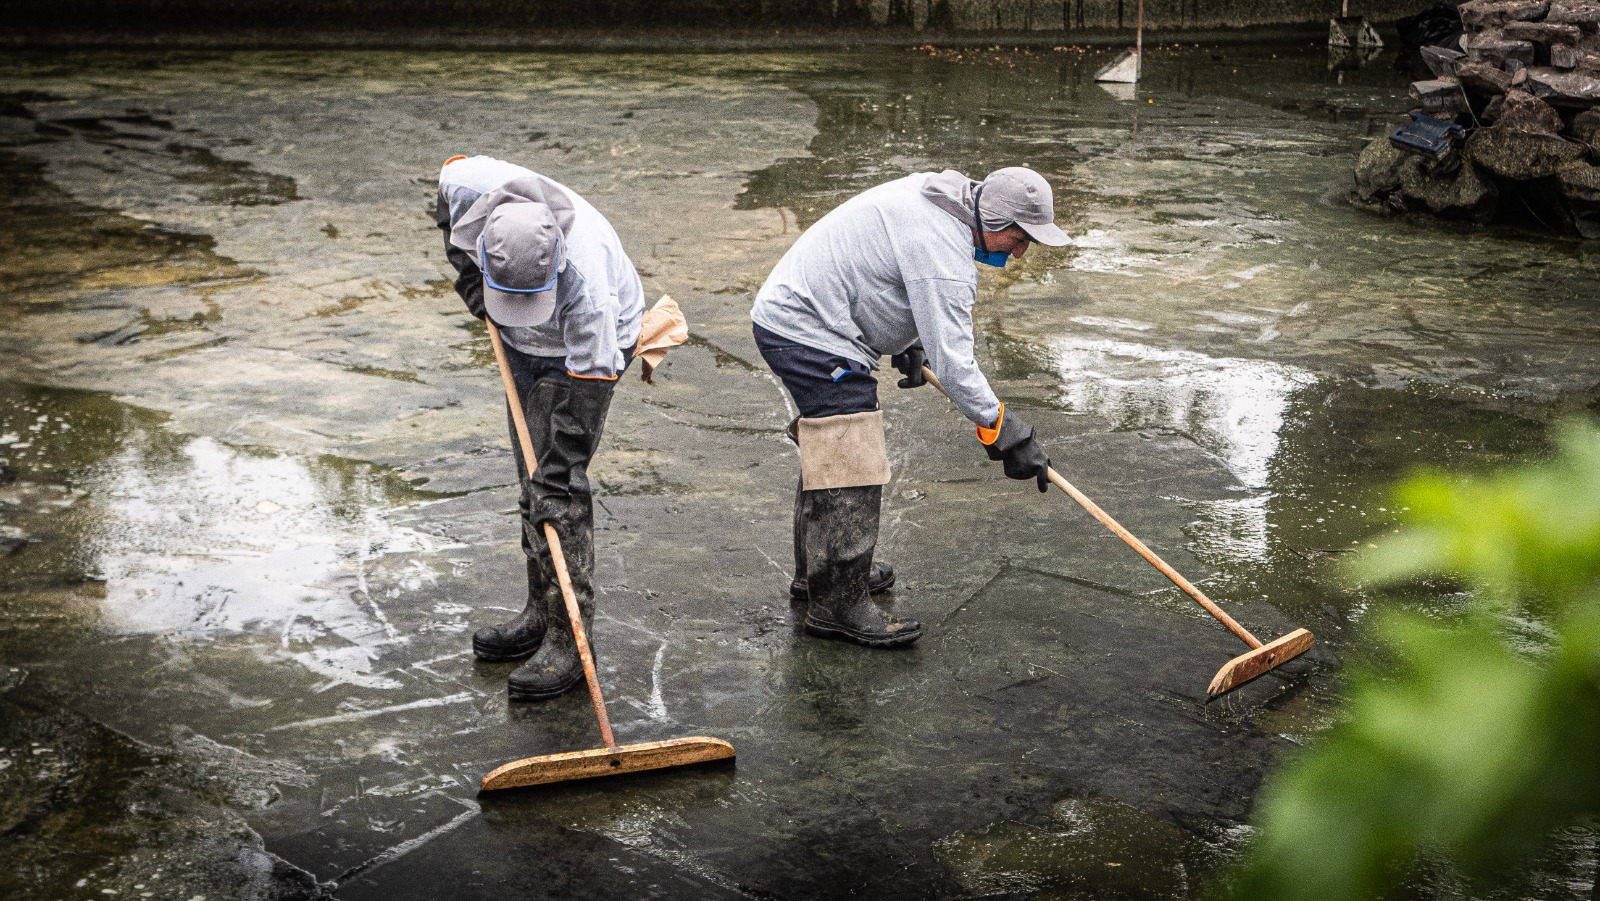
top-left (449, 176), bottom-right (578, 329)
top-left (447, 176), bottom-right (576, 257)
top-left (920, 168), bottom-right (1071, 247)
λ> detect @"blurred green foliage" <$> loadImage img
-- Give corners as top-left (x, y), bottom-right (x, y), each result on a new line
top-left (1222, 419), bottom-right (1600, 901)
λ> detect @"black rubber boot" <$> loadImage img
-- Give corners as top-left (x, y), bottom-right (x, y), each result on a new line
top-left (791, 565), bottom-right (896, 600)
top-left (801, 485), bottom-right (921, 648)
top-left (789, 478), bottom-right (895, 599)
top-left (472, 558), bottom-right (551, 661)
top-left (475, 377), bottom-right (565, 662)
top-left (506, 374), bottom-right (614, 701)
top-left (509, 499), bottom-right (597, 701)
top-left (507, 593), bottom-right (592, 700)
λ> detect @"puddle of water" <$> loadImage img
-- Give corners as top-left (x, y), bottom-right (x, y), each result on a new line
top-left (91, 436), bottom-right (461, 688)
top-left (0, 381), bottom-right (461, 691)
top-left (1044, 337), bottom-right (1316, 490)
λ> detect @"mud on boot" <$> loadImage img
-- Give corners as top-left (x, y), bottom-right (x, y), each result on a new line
top-left (790, 562), bottom-right (896, 601)
top-left (508, 495), bottom-right (598, 701)
top-left (507, 596), bottom-right (591, 701)
top-left (799, 484), bottom-right (921, 648)
top-left (472, 559), bottom-right (551, 662)
top-left (788, 479), bottom-right (895, 600)
top-left (804, 599), bottom-right (921, 648)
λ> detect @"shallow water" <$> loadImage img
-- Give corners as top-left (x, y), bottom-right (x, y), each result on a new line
top-left (1, 42), bottom-right (1596, 900)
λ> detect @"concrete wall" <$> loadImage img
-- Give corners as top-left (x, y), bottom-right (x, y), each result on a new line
top-left (7, 0), bottom-right (1440, 36)
top-left (874, 0), bottom-right (1434, 31)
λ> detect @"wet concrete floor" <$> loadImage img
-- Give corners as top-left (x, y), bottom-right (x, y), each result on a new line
top-left (1, 41), bottom-right (1598, 900)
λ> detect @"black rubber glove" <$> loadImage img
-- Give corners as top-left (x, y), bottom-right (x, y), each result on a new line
top-left (891, 345), bottom-right (928, 389)
top-left (983, 408), bottom-right (1051, 493)
top-left (437, 191), bottom-right (488, 320)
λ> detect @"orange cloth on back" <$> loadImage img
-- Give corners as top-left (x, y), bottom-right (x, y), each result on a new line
top-left (634, 296), bottom-right (689, 383)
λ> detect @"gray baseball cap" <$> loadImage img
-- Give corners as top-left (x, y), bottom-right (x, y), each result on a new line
top-left (477, 201), bottom-right (562, 328)
top-left (980, 167), bottom-right (1070, 246)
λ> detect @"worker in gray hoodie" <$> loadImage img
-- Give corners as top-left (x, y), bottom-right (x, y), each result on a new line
top-left (751, 167), bottom-right (1070, 648)
top-left (437, 154), bottom-right (645, 701)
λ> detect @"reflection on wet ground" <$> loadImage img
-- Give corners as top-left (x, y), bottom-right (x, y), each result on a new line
top-left (1, 41), bottom-right (1597, 899)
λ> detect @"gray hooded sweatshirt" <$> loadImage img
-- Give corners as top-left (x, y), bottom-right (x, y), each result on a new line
top-left (437, 156), bottom-right (644, 379)
top-left (750, 171), bottom-right (1002, 426)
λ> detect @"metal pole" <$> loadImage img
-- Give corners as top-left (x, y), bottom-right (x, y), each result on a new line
top-left (1136, 0), bottom-right (1143, 81)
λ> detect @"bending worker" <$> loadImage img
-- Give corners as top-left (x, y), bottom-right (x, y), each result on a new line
top-left (436, 154), bottom-right (648, 701)
top-left (751, 167), bottom-right (1070, 648)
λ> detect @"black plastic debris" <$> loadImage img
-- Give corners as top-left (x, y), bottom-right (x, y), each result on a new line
top-left (1390, 112), bottom-right (1466, 158)
top-left (1397, 4), bottom-right (1464, 54)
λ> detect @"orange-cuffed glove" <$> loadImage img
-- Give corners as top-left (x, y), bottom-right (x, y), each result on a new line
top-left (977, 403), bottom-right (1050, 493)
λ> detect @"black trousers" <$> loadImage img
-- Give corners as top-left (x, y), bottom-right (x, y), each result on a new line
top-left (753, 322), bottom-right (879, 419)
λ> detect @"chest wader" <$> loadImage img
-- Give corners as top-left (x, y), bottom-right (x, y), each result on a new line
top-left (508, 376), bottom-right (615, 701)
top-left (794, 411), bottom-right (921, 647)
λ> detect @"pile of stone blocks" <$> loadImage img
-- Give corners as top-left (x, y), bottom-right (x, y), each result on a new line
top-left (1355, 0), bottom-right (1600, 236)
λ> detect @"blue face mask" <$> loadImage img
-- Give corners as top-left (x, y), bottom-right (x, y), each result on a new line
top-left (971, 184), bottom-right (1010, 268)
top-left (974, 247), bottom-right (1010, 268)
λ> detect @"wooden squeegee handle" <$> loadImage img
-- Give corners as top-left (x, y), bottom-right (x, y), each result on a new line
top-left (489, 322), bottom-right (617, 748)
top-left (921, 367), bottom-right (1263, 649)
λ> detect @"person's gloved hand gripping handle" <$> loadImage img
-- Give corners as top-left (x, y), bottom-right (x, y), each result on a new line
top-left (977, 403), bottom-right (1050, 493)
top-left (891, 344), bottom-right (928, 389)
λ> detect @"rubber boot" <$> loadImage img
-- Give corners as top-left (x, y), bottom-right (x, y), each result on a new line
top-left (471, 558), bottom-right (551, 661)
top-left (801, 485), bottom-right (921, 648)
top-left (789, 478), bottom-right (895, 600)
top-left (508, 499), bottom-right (596, 701)
top-left (474, 377), bottom-right (564, 662)
top-left (507, 373), bottom-right (613, 701)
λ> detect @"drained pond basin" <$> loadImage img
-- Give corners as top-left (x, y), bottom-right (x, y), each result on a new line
top-left (1, 41), bottom-right (1598, 900)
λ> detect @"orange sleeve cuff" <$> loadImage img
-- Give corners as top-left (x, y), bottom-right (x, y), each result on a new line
top-left (567, 370), bottom-right (620, 382)
top-left (976, 402), bottom-right (1005, 446)
top-left (441, 154), bottom-right (468, 169)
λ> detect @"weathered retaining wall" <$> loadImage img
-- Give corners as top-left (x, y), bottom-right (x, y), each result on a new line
top-left (6, 0), bottom-right (1440, 36)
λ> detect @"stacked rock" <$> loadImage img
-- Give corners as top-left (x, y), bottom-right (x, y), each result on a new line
top-left (1355, 0), bottom-right (1600, 236)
